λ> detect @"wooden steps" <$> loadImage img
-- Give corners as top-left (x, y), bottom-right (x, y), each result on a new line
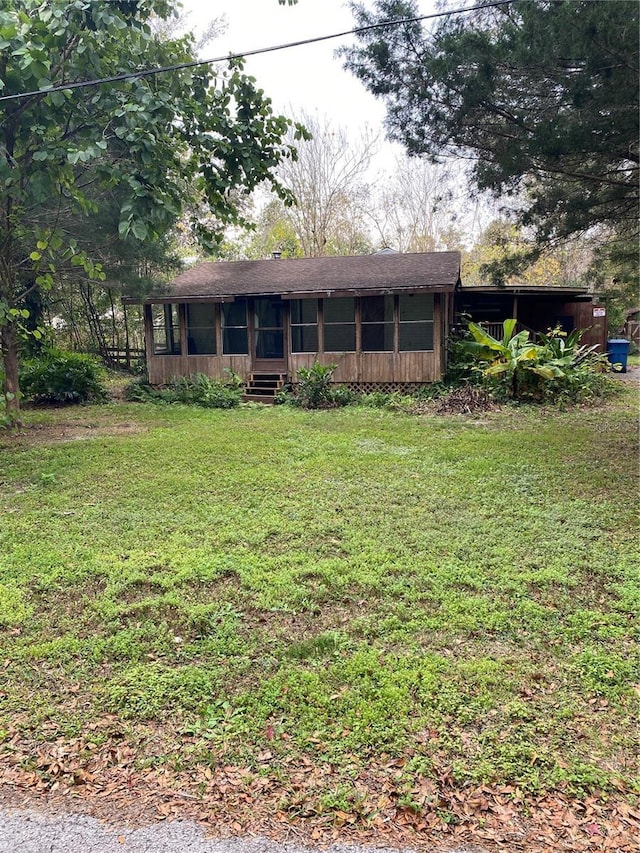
top-left (242, 372), bottom-right (287, 404)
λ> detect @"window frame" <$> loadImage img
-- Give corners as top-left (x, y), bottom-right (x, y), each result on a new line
top-left (221, 298), bottom-right (249, 355)
top-left (151, 304), bottom-right (181, 355)
top-left (322, 296), bottom-right (356, 353)
top-left (397, 293), bottom-right (435, 352)
top-left (290, 298), bottom-right (319, 354)
top-left (360, 295), bottom-right (395, 353)
top-left (185, 302), bottom-right (217, 356)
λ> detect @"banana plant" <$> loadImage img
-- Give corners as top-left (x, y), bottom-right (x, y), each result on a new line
top-left (538, 327), bottom-right (601, 368)
top-left (462, 319), bottom-right (562, 398)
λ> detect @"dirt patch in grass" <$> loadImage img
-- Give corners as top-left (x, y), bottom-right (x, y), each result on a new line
top-left (1, 420), bottom-right (147, 448)
top-left (435, 386), bottom-right (501, 415)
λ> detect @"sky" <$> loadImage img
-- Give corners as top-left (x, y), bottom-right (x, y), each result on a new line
top-left (179, 0), bottom-right (435, 168)
top-left (177, 1), bottom-right (491, 241)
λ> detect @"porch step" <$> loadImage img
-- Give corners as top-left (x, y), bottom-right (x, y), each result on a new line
top-left (243, 372), bottom-right (288, 404)
top-left (242, 393), bottom-right (280, 404)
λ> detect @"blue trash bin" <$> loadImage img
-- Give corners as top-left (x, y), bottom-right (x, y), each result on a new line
top-left (607, 339), bottom-right (630, 373)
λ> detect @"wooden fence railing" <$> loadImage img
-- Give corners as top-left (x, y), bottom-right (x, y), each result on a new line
top-left (624, 320), bottom-right (640, 346)
top-left (477, 321), bottom-right (536, 340)
top-left (104, 347), bottom-right (145, 370)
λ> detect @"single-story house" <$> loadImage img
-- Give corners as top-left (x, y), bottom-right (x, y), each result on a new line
top-left (125, 251), bottom-right (606, 397)
top-left (126, 252), bottom-right (461, 397)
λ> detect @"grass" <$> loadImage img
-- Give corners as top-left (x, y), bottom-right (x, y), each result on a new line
top-left (0, 390), bottom-right (638, 815)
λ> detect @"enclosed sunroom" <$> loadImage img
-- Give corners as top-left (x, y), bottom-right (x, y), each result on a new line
top-left (128, 251), bottom-right (460, 398)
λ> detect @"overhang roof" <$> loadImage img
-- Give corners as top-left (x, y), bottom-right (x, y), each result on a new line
top-left (126, 252), bottom-right (461, 303)
top-left (460, 282), bottom-right (590, 295)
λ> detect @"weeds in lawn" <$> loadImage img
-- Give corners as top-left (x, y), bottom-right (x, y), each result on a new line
top-left (0, 392), bottom-right (638, 814)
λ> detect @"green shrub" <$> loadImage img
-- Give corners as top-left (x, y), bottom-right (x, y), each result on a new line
top-left (274, 386), bottom-right (299, 406)
top-left (276, 365), bottom-right (354, 409)
top-left (124, 373), bottom-right (241, 409)
top-left (459, 321), bottom-right (617, 405)
top-left (296, 362), bottom-right (338, 408)
top-left (446, 330), bottom-right (481, 385)
top-left (123, 378), bottom-right (159, 402)
top-left (358, 391), bottom-right (393, 408)
top-left (20, 350), bottom-right (108, 404)
top-left (168, 374), bottom-right (241, 408)
top-left (330, 385), bottom-right (356, 407)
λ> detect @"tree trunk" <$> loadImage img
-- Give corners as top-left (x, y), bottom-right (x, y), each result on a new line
top-left (1, 320), bottom-right (21, 423)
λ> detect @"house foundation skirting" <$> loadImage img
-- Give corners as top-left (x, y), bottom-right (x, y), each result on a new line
top-left (315, 381), bottom-right (431, 394)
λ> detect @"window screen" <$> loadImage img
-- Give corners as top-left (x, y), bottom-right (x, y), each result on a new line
top-left (323, 298), bottom-right (355, 351)
top-left (398, 294), bottom-right (434, 351)
top-left (186, 303), bottom-right (216, 355)
top-left (151, 304), bottom-right (181, 355)
top-left (361, 296), bottom-right (394, 351)
top-left (222, 299), bottom-right (248, 354)
top-left (290, 299), bottom-right (318, 353)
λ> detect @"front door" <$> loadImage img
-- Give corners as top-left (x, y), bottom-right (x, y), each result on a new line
top-left (252, 297), bottom-right (286, 372)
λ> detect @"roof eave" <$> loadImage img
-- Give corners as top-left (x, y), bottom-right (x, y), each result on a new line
top-left (123, 282), bottom-right (457, 305)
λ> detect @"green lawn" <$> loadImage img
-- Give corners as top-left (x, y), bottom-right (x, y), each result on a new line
top-left (0, 392), bottom-right (638, 833)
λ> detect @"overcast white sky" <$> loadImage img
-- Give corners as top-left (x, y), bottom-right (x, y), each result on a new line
top-left (178, 1), bottom-right (491, 240)
top-left (180, 0), bottom-right (437, 165)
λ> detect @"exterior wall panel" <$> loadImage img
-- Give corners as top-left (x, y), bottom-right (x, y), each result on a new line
top-left (145, 292), bottom-right (449, 385)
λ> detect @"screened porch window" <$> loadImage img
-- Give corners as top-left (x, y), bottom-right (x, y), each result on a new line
top-left (186, 303), bottom-right (216, 355)
top-left (222, 299), bottom-right (248, 354)
top-left (398, 293), bottom-right (434, 351)
top-left (323, 297), bottom-right (355, 352)
top-left (254, 298), bottom-right (284, 359)
top-left (151, 304), bottom-right (181, 355)
top-left (361, 295), bottom-right (394, 352)
top-left (290, 298), bottom-right (318, 353)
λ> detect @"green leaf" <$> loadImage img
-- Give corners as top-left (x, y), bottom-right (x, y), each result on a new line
top-left (131, 220), bottom-right (149, 241)
top-left (501, 319), bottom-right (517, 345)
top-left (468, 322), bottom-right (502, 349)
top-left (484, 362), bottom-right (512, 376)
top-left (530, 365), bottom-right (564, 380)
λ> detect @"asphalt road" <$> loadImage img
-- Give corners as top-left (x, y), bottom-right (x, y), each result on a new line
top-left (0, 809), bottom-right (483, 853)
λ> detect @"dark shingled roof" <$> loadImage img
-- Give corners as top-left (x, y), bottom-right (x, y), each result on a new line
top-left (135, 252), bottom-right (461, 302)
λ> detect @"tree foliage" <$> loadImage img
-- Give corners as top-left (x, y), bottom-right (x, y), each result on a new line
top-left (344, 0), bottom-right (639, 271)
top-left (0, 0), bottom-right (303, 418)
top-left (462, 219), bottom-right (593, 288)
top-left (367, 154), bottom-right (462, 253)
top-left (275, 112), bottom-right (376, 257)
top-left (220, 198), bottom-right (304, 261)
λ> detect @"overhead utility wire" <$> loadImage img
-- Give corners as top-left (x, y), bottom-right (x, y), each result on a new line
top-left (0, 0), bottom-right (515, 103)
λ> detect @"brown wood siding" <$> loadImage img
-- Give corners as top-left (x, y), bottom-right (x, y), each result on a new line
top-left (566, 301), bottom-right (608, 351)
top-left (148, 355), bottom-right (252, 385)
top-left (289, 351), bottom-right (440, 384)
top-left (145, 293), bottom-right (450, 385)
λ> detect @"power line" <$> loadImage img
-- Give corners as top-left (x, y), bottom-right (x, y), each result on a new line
top-left (0, 0), bottom-right (515, 104)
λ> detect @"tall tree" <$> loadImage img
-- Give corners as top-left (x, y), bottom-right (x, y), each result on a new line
top-left (220, 198), bottom-right (304, 261)
top-left (367, 155), bottom-right (462, 252)
top-left (463, 219), bottom-right (593, 287)
top-left (276, 112), bottom-right (377, 257)
top-left (343, 0), bottom-right (639, 276)
top-left (0, 0), bottom-right (302, 420)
